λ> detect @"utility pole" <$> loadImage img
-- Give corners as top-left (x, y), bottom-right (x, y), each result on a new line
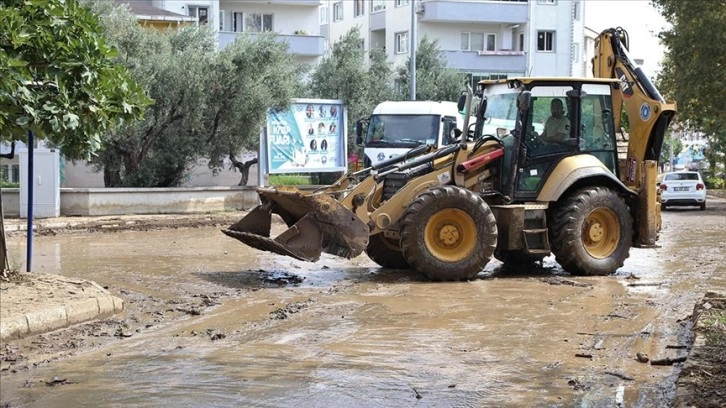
top-left (409, 0), bottom-right (416, 101)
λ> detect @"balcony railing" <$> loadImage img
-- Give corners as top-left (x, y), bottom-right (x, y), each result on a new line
top-left (218, 32), bottom-right (325, 57)
top-left (419, 0), bottom-right (528, 24)
top-left (442, 50), bottom-right (527, 73)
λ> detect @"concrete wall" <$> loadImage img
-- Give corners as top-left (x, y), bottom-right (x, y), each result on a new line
top-left (1, 187), bottom-right (260, 217)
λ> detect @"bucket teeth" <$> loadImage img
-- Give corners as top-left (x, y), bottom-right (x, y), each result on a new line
top-left (223, 187), bottom-right (369, 262)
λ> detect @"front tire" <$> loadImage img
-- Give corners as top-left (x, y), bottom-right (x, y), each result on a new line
top-left (400, 186), bottom-right (497, 281)
top-left (549, 186), bottom-right (633, 276)
top-left (366, 234), bottom-right (409, 269)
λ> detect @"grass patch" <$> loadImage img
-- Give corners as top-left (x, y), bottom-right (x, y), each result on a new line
top-left (268, 174), bottom-right (312, 186)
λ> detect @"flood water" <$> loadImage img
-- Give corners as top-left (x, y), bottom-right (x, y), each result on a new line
top-left (2, 201), bottom-right (725, 407)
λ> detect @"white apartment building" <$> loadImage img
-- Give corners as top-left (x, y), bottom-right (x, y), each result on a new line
top-left (149, 0), bottom-right (326, 65)
top-left (322, 0), bottom-right (586, 84)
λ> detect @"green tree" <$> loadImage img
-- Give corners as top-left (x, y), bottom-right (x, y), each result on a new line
top-left (0, 0), bottom-right (149, 160)
top-left (653, 0), bottom-right (726, 181)
top-left (396, 35), bottom-right (466, 102)
top-left (205, 33), bottom-right (304, 186)
top-left (88, 3), bottom-right (302, 186)
top-left (659, 131), bottom-right (683, 168)
top-left (309, 27), bottom-right (396, 153)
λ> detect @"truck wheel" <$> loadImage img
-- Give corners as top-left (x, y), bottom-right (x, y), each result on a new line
top-left (400, 186), bottom-right (497, 281)
top-left (366, 234), bottom-right (410, 269)
top-left (549, 186), bottom-right (633, 276)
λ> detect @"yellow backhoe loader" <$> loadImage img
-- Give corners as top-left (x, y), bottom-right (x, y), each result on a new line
top-left (223, 27), bottom-right (676, 281)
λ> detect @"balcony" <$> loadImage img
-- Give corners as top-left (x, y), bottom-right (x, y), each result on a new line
top-left (229, 0), bottom-right (321, 6)
top-left (419, 0), bottom-right (528, 24)
top-left (442, 50), bottom-right (527, 73)
top-left (218, 32), bottom-right (325, 57)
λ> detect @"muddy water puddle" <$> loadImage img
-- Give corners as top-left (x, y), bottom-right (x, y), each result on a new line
top-left (2, 202), bottom-right (726, 407)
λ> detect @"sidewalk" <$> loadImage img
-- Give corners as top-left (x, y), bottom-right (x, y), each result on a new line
top-left (0, 273), bottom-right (124, 341)
top-left (1, 211), bottom-right (246, 341)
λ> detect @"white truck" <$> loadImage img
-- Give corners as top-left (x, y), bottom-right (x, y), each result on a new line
top-left (355, 101), bottom-right (471, 167)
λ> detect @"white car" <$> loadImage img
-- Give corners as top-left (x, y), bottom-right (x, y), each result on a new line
top-left (659, 171), bottom-right (707, 210)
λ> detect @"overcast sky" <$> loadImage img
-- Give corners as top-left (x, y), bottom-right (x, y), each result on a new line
top-left (583, 0), bottom-right (670, 77)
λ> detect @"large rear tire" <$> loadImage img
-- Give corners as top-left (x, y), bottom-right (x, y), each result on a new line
top-left (549, 186), bottom-right (633, 276)
top-left (400, 186), bottom-right (497, 281)
top-left (366, 234), bottom-right (410, 269)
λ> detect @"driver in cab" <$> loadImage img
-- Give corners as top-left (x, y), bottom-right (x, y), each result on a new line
top-left (538, 98), bottom-right (570, 143)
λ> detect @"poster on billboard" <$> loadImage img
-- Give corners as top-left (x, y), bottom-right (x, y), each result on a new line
top-left (266, 98), bottom-right (346, 174)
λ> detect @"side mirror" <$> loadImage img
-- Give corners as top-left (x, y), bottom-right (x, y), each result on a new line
top-left (496, 128), bottom-right (508, 138)
top-left (517, 91), bottom-right (531, 111)
top-left (355, 119), bottom-right (366, 145)
top-left (457, 93), bottom-right (467, 112)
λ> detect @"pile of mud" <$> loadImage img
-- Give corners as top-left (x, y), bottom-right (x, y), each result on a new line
top-left (674, 292), bottom-right (726, 407)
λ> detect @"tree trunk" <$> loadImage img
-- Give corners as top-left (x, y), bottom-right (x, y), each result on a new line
top-left (103, 167), bottom-right (123, 187)
top-left (229, 154), bottom-right (258, 186)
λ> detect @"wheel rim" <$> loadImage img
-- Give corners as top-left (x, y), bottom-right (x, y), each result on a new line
top-left (582, 207), bottom-right (620, 259)
top-left (424, 208), bottom-right (476, 262)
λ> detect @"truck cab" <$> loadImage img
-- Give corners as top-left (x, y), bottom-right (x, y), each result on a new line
top-left (355, 101), bottom-right (468, 167)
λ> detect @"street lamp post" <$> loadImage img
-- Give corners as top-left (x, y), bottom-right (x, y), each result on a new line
top-left (409, 0), bottom-right (416, 101)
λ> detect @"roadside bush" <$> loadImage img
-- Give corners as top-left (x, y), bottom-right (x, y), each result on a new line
top-left (702, 169), bottom-right (725, 189)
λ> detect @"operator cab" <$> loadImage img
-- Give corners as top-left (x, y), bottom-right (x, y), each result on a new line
top-left (472, 78), bottom-right (621, 200)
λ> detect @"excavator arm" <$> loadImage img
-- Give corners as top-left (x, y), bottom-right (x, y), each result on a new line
top-left (592, 27), bottom-right (677, 246)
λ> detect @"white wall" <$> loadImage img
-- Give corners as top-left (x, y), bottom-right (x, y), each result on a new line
top-left (61, 158), bottom-right (259, 188)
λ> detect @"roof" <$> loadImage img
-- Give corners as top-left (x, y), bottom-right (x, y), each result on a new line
top-left (114, 0), bottom-right (197, 22)
top-left (372, 101), bottom-right (461, 115)
top-left (478, 77), bottom-right (620, 86)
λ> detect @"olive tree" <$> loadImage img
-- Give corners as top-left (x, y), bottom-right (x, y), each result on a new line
top-left (653, 0), bottom-right (726, 182)
top-left (89, 3), bottom-right (302, 186)
top-left (205, 33), bottom-right (304, 186)
top-left (308, 27), bottom-right (396, 154)
top-left (396, 35), bottom-right (466, 102)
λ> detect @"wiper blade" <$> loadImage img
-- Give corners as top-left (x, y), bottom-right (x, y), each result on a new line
top-left (394, 138), bottom-right (426, 145)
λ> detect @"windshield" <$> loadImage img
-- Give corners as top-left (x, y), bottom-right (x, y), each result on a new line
top-left (480, 93), bottom-right (519, 135)
top-left (664, 172), bottom-right (699, 181)
top-left (365, 114), bottom-right (439, 146)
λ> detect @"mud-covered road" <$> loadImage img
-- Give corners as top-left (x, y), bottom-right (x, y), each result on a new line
top-left (1, 199), bottom-right (725, 407)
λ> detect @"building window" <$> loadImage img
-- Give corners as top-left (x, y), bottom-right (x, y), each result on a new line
top-left (1, 164), bottom-right (19, 183)
top-left (188, 6), bottom-right (209, 25)
top-left (486, 34), bottom-right (496, 51)
top-left (519, 33), bottom-right (525, 51)
top-left (573, 1), bottom-right (580, 20)
top-left (537, 0), bottom-right (556, 4)
top-left (396, 0), bottom-right (409, 6)
top-left (537, 31), bottom-right (555, 51)
top-left (395, 31), bottom-right (408, 54)
top-left (371, 0), bottom-right (386, 13)
top-left (245, 13), bottom-right (273, 32)
top-left (354, 0), bottom-right (365, 17)
top-left (333, 2), bottom-right (343, 21)
top-left (320, 6), bottom-right (328, 24)
top-left (461, 32), bottom-right (496, 52)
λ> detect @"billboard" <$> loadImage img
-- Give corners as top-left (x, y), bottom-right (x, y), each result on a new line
top-left (266, 98), bottom-right (347, 174)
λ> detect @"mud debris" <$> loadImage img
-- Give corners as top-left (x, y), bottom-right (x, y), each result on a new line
top-left (540, 276), bottom-right (591, 287)
top-left (270, 299), bottom-right (313, 320)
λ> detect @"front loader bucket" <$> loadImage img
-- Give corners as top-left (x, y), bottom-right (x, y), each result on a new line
top-left (222, 187), bottom-right (369, 262)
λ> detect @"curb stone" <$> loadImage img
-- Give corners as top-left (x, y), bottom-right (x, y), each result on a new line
top-left (0, 294), bottom-right (124, 341)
